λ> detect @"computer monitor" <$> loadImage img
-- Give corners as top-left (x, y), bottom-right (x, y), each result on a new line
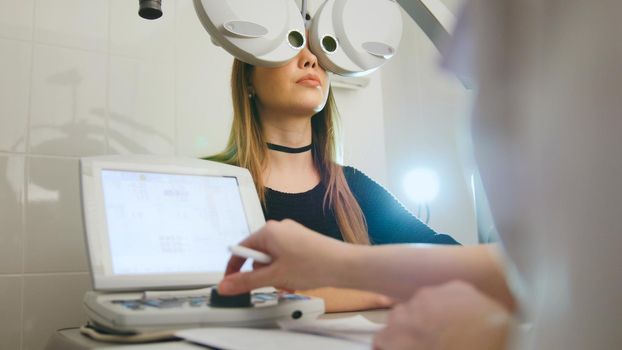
top-left (80, 155), bottom-right (265, 291)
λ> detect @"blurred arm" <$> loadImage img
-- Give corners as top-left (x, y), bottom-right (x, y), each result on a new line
top-left (336, 243), bottom-right (515, 310)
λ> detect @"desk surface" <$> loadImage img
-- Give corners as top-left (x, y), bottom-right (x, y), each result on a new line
top-left (46, 310), bottom-right (389, 350)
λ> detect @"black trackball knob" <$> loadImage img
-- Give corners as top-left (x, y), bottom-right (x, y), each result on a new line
top-left (209, 289), bottom-right (252, 308)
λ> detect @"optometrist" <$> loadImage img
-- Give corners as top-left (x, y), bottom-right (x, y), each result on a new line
top-left (206, 0), bottom-right (622, 350)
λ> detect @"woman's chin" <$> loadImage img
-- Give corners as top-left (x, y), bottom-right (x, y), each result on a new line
top-left (289, 104), bottom-right (325, 116)
top-left (273, 84), bottom-right (327, 115)
top-left (294, 93), bottom-right (329, 113)
top-left (289, 99), bottom-right (327, 114)
top-left (313, 101), bottom-right (328, 113)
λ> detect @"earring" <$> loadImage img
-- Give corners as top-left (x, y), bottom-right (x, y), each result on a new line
top-left (248, 86), bottom-right (255, 99)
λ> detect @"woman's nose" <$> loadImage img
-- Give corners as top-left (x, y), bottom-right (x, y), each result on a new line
top-left (298, 46), bottom-right (318, 69)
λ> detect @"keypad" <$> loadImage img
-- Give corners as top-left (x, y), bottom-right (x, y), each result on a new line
top-left (111, 292), bottom-right (282, 311)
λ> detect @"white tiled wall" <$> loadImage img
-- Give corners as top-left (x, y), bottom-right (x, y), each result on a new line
top-left (0, 1), bottom-right (390, 349)
top-left (0, 38), bottom-right (31, 152)
top-left (0, 156), bottom-right (24, 274)
top-left (34, 0), bottom-right (109, 53)
top-left (25, 157), bottom-right (87, 273)
top-left (0, 276), bottom-right (22, 350)
top-left (381, 5), bottom-right (477, 244)
top-left (29, 45), bottom-right (108, 156)
top-left (0, 0), bottom-right (34, 41)
top-left (22, 273), bottom-right (91, 350)
top-left (108, 56), bottom-right (176, 155)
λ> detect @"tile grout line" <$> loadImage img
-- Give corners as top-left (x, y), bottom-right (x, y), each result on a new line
top-left (105, 0), bottom-right (112, 154)
top-left (19, 0), bottom-right (39, 347)
top-left (0, 272), bottom-right (90, 277)
top-left (4, 153), bottom-right (81, 160)
top-left (174, 0), bottom-right (179, 156)
top-left (19, 275), bottom-right (24, 350)
top-left (20, 156), bottom-right (28, 350)
top-left (0, 35), bottom-right (107, 56)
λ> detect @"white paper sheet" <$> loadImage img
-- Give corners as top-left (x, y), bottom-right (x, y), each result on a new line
top-left (278, 315), bottom-right (384, 344)
top-left (175, 328), bottom-right (369, 350)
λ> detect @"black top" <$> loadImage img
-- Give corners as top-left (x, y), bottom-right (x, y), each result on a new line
top-left (263, 166), bottom-right (459, 245)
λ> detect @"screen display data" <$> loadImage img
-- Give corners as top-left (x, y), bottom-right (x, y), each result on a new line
top-left (100, 170), bottom-right (250, 275)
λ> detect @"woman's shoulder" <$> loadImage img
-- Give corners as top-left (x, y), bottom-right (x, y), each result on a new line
top-left (341, 165), bottom-right (364, 178)
top-left (341, 165), bottom-right (384, 192)
top-left (341, 165), bottom-right (362, 183)
top-left (340, 165), bottom-right (405, 211)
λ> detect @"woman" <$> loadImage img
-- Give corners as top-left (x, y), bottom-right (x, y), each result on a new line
top-left (207, 41), bottom-right (459, 312)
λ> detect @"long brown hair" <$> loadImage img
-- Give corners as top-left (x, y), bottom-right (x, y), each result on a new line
top-left (207, 59), bottom-right (369, 245)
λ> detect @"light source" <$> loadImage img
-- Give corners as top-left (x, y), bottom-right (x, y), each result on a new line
top-left (403, 168), bottom-right (440, 224)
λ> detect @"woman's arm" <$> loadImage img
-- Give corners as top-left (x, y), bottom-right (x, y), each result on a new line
top-left (220, 220), bottom-right (515, 310)
top-left (296, 287), bottom-right (394, 313)
top-left (344, 167), bottom-right (459, 245)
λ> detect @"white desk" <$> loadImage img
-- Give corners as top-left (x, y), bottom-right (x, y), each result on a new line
top-left (45, 310), bottom-right (389, 350)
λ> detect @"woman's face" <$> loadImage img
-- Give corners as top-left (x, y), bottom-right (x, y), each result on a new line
top-left (250, 43), bottom-right (330, 117)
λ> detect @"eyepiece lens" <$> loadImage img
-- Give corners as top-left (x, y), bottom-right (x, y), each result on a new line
top-left (288, 31), bottom-right (305, 49)
top-left (139, 0), bottom-right (162, 20)
top-left (322, 36), bottom-right (338, 53)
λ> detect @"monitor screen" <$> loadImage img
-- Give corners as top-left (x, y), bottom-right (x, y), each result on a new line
top-left (100, 169), bottom-right (250, 275)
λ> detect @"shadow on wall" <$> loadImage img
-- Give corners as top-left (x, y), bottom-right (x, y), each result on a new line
top-left (10, 68), bottom-right (175, 156)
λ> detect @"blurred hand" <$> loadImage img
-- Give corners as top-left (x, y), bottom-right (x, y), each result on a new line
top-left (373, 281), bottom-right (512, 350)
top-left (218, 219), bottom-right (351, 295)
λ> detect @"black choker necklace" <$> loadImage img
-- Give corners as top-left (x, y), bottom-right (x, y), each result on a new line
top-left (267, 143), bottom-right (313, 154)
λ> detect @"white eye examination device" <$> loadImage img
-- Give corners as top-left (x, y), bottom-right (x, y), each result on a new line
top-left (138, 0), bottom-right (455, 78)
top-left (80, 155), bottom-right (266, 291)
top-left (192, 0), bottom-right (402, 76)
top-left (80, 155), bottom-right (325, 333)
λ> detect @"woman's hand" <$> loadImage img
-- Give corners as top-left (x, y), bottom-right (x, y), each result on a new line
top-left (373, 281), bottom-right (512, 350)
top-left (218, 219), bottom-right (352, 295)
top-left (298, 287), bottom-right (395, 313)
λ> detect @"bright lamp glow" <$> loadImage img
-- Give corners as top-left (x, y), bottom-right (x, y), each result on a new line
top-left (403, 168), bottom-right (440, 203)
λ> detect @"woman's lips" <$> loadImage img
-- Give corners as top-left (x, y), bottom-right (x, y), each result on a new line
top-left (297, 74), bottom-right (322, 87)
top-left (297, 79), bottom-right (321, 87)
